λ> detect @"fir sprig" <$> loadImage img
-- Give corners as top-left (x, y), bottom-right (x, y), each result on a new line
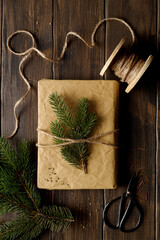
top-left (0, 138), bottom-right (74, 240)
top-left (49, 93), bottom-right (98, 173)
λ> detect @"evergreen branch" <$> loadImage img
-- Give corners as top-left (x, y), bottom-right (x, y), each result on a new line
top-left (0, 193), bottom-right (34, 215)
top-left (49, 93), bottom-right (76, 129)
top-left (77, 143), bottom-right (89, 174)
top-left (0, 166), bottom-right (21, 195)
top-left (39, 205), bottom-right (74, 223)
top-left (0, 138), bottom-right (17, 168)
top-left (0, 215), bottom-right (41, 240)
top-left (80, 112), bottom-right (98, 138)
top-left (49, 93), bottom-right (98, 173)
top-left (51, 119), bottom-right (84, 169)
top-left (17, 141), bottom-right (36, 180)
top-left (0, 138), bottom-right (74, 239)
top-left (17, 141), bottom-right (31, 171)
top-left (19, 176), bottom-right (40, 212)
top-left (76, 98), bottom-right (88, 128)
top-left (0, 206), bottom-right (74, 240)
top-left (60, 146), bottom-right (83, 169)
top-left (0, 138), bottom-right (39, 212)
top-left (50, 120), bottom-right (66, 144)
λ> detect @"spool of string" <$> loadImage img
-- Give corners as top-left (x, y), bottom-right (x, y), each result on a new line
top-left (100, 38), bottom-right (153, 93)
top-left (111, 48), bottom-right (146, 84)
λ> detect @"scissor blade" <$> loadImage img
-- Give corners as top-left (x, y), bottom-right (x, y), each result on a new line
top-left (126, 173), bottom-right (137, 193)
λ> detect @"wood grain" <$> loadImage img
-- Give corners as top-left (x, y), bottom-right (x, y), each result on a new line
top-left (157, 2), bottom-right (160, 240)
top-left (0, 0), bottom-right (2, 224)
top-left (1, 0), bottom-right (53, 239)
top-left (52, 0), bottom-right (105, 239)
top-left (0, 0), bottom-right (1, 135)
top-left (104, 0), bottom-right (157, 239)
top-left (0, 0), bottom-right (159, 239)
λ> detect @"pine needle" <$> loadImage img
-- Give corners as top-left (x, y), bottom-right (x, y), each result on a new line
top-left (0, 138), bottom-right (74, 240)
top-left (49, 93), bottom-right (98, 173)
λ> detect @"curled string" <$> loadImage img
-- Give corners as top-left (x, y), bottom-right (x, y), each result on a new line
top-left (36, 128), bottom-right (119, 148)
top-left (7, 17), bottom-right (135, 138)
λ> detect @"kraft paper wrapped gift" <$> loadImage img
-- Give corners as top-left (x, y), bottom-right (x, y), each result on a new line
top-left (37, 79), bottom-right (119, 189)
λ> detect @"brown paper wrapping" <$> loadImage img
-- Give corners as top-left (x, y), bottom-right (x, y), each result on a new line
top-left (37, 79), bottom-right (119, 189)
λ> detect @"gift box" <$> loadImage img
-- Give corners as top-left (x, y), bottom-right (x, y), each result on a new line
top-left (37, 79), bottom-right (119, 189)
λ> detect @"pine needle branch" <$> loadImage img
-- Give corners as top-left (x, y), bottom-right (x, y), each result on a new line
top-left (49, 93), bottom-right (98, 173)
top-left (76, 98), bottom-right (88, 127)
top-left (0, 193), bottom-right (34, 215)
top-left (49, 93), bottom-right (76, 129)
top-left (0, 138), bottom-right (74, 239)
top-left (0, 138), bottom-right (39, 212)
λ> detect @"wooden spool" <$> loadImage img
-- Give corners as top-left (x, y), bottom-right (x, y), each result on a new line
top-left (100, 38), bottom-right (153, 93)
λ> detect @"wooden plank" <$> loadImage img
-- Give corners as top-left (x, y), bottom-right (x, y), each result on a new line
top-left (1, 0), bottom-right (53, 239)
top-left (0, 0), bottom-right (2, 225)
top-left (104, 0), bottom-right (157, 239)
top-left (52, 0), bottom-right (105, 239)
top-left (157, 2), bottom-right (160, 240)
top-left (0, 0), bottom-right (2, 135)
top-left (1, 0), bottom-right (53, 142)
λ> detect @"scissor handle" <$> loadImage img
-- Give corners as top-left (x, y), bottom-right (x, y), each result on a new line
top-left (103, 193), bottom-right (143, 232)
top-left (119, 193), bottom-right (143, 232)
top-left (103, 196), bottom-right (122, 229)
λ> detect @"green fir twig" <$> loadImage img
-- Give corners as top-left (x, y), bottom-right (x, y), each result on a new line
top-left (49, 93), bottom-right (98, 174)
top-left (0, 138), bottom-right (74, 240)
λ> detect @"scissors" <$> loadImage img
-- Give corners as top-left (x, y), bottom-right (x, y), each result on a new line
top-left (103, 173), bottom-right (143, 232)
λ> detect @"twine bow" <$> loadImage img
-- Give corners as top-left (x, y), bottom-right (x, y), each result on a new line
top-left (36, 128), bottom-right (119, 148)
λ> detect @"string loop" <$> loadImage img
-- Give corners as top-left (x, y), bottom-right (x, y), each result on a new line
top-left (6, 18), bottom-right (135, 138)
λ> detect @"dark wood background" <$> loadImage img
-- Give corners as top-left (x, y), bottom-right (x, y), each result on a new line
top-left (0, 0), bottom-right (159, 239)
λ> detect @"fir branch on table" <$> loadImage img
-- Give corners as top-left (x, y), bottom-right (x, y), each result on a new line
top-left (49, 93), bottom-right (98, 174)
top-left (0, 138), bottom-right (74, 240)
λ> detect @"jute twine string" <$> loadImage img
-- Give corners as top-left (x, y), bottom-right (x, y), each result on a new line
top-left (111, 50), bottom-right (145, 84)
top-left (6, 17), bottom-right (135, 138)
top-left (36, 129), bottom-right (119, 148)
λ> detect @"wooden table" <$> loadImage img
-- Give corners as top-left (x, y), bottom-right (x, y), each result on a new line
top-left (0, 0), bottom-right (159, 239)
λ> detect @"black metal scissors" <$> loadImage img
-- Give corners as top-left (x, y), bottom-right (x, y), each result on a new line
top-left (103, 173), bottom-right (143, 232)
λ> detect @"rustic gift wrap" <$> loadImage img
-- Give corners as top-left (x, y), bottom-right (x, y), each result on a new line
top-left (37, 79), bottom-right (119, 190)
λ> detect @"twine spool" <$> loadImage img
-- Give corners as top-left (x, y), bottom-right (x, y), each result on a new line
top-left (100, 38), bottom-right (153, 93)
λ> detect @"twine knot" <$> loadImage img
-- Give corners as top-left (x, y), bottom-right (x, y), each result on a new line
top-left (36, 128), bottom-right (119, 148)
